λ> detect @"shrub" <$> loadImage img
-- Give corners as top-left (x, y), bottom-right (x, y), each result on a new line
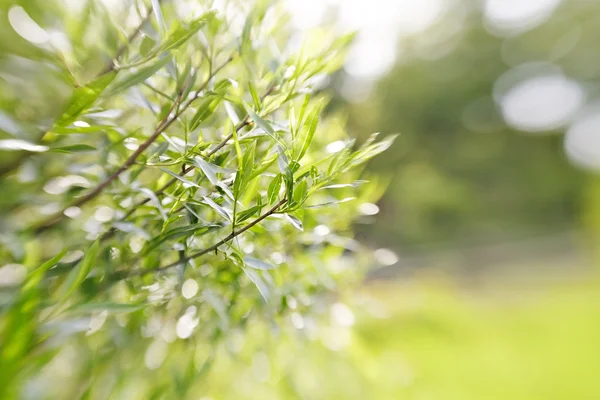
top-left (0, 0), bottom-right (393, 397)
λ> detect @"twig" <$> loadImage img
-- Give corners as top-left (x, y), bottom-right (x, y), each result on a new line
top-left (126, 198), bottom-right (287, 277)
top-left (31, 56), bottom-right (235, 234)
top-left (99, 10), bottom-right (154, 75)
top-left (119, 80), bottom-right (278, 220)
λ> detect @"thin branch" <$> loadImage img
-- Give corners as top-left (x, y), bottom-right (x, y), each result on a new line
top-left (99, 9), bottom-right (154, 75)
top-left (126, 198), bottom-right (287, 277)
top-left (31, 56), bottom-right (235, 234)
top-left (119, 80), bottom-right (279, 220)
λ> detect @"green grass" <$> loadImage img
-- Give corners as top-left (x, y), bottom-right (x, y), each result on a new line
top-left (199, 274), bottom-right (600, 400)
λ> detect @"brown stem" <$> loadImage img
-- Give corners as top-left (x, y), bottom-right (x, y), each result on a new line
top-left (126, 198), bottom-right (286, 277)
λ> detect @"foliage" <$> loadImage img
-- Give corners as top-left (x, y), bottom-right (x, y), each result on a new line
top-left (193, 277), bottom-right (600, 400)
top-left (0, 0), bottom-right (393, 397)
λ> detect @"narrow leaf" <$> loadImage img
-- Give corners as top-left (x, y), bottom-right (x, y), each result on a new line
top-left (23, 249), bottom-right (67, 291)
top-left (48, 144), bottom-right (96, 153)
top-left (243, 268), bottom-right (270, 302)
top-left (293, 179), bottom-right (308, 205)
top-left (306, 197), bottom-right (356, 208)
top-left (248, 82), bottom-right (261, 110)
top-left (151, 0), bottom-right (167, 35)
top-left (189, 96), bottom-right (222, 131)
top-left (160, 14), bottom-right (213, 51)
top-left (284, 214), bottom-right (303, 231)
top-left (192, 157), bottom-right (218, 185)
top-left (235, 204), bottom-right (261, 224)
top-left (160, 168), bottom-right (201, 188)
top-left (244, 103), bottom-right (284, 146)
top-left (202, 196), bottom-right (231, 221)
top-left (143, 223), bottom-right (220, 254)
top-left (140, 35), bottom-right (156, 57)
top-left (0, 139), bottom-right (48, 152)
top-left (105, 56), bottom-right (171, 96)
top-left (244, 256), bottom-right (277, 270)
top-left (296, 100), bottom-right (323, 160)
top-left (55, 71), bottom-right (117, 127)
top-left (139, 187), bottom-right (167, 220)
top-left (56, 240), bottom-right (100, 300)
top-left (242, 142), bottom-right (256, 181)
top-left (267, 174), bottom-right (282, 204)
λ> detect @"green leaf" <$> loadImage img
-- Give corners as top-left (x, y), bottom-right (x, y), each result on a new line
top-left (151, 0), bottom-right (167, 35)
top-left (55, 71), bottom-right (117, 127)
top-left (310, 165), bottom-right (319, 181)
top-left (267, 174), bottom-right (282, 204)
top-left (277, 148), bottom-right (289, 174)
top-left (224, 101), bottom-right (241, 125)
top-left (139, 187), bottom-right (167, 220)
top-left (297, 94), bottom-right (310, 128)
top-left (242, 142), bottom-right (256, 181)
top-left (293, 179), bottom-right (308, 205)
top-left (244, 256), bottom-right (277, 270)
top-left (244, 106), bottom-right (271, 135)
top-left (248, 82), bottom-right (261, 110)
top-left (143, 223), bottom-right (220, 254)
top-left (232, 127), bottom-right (244, 198)
top-left (295, 99), bottom-right (323, 161)
top-left (105, 56), bottom-right (171, 96)
top-left (284, 214), bottom-right (303, 231)
top-left (243, 268), bottom-right (270, 302)
top-left (48, 144), bottom-right (96, 153)
top-left (189, 96), bottom-right (222, 131)
top-left (140, 35), bottom-right (156, 57)
top-left (160, 14), bottom-right (214, 51)
top-left (160, 168), bottom-right (201, 188)
top-left (235, 204), bottom-right (261, 224)
top-left (284, 167), bottom-right (294, 202)
top-left (306, 197), bottom-right (356, 208)
top-left (213, 79), bottom-right (232, 93)
top-left (202, 196), bottom-right (231, 221)
top-left (343, 134), bottom-right (397, 171)
top-left (56, 240), bottom-right (100, 300)
top-left (216, 182), bottom-right (235, 201)
top-left (244, 103), bottom-right (284, 146)
top-left (0, 139), bottom-right (48, 153)
top-left (23, 250), bottom-right (67, 292)
top-left (327, 146), bottom-right (352, 176)
top-left (192, 157), bottom-right (218, 185)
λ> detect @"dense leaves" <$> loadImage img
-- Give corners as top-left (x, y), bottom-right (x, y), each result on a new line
top-left (0, 0), bottom-right (391, 398)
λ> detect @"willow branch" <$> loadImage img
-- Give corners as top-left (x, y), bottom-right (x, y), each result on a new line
top-left (31, 56), bottom-right (235, 234)
top-left (126, 198), bottom-right (287, 277)
top-left (120, 81), bottom-right (278, 221)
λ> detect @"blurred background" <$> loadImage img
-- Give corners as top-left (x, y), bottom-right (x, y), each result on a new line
top-left (3, 0), bottom-right (600, 398)
top-left (282, 0), bottom-right (600, 398)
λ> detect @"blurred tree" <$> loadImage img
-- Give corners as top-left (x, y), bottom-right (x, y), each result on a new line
top-left (336, 0), bottom-right (600, 253)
